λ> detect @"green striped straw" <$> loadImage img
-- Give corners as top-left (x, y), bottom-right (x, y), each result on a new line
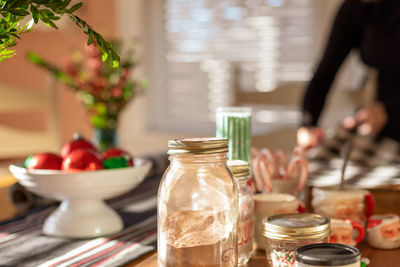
top-left (216, 107), bottom-right (252, 163)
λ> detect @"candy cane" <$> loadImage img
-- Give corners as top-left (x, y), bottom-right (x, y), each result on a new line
top-left (251, 147), bottom-right (261, 157)
top-left (260, 148), bottom-right (281, 179)
top-left (293, 146), bottom-right (306, 158)
top-left (259, 156), bottom-right (273, 192)
top-left (251, 156), bottom-right (265, 192)
top-left (286, 158), bottom-right (309, 192)
top-left (275, 149), bottom-right (288, 177)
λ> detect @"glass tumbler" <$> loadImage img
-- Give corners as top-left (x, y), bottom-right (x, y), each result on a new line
top-left (227, 160), bottom-right (254, 265)
top-left (216, 107), bottom-right (252, 163)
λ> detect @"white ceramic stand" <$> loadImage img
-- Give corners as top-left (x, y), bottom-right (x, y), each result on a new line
top-left (9, 158), bottom-right (152, 238)
top-left (43, 200), bottom-right (123, 238)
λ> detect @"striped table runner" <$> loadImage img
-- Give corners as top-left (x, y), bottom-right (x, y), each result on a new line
top-left (0, 174), bottom-right (160, 267)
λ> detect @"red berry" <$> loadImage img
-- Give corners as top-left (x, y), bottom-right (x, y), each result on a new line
top-left (27, 153), bottom-right (62, 170)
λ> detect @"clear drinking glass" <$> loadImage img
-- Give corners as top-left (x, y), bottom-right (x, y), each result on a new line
top-left (216, 107), bottom-right (252, 163)
top-left (158, 138), bottom-right (238, 267)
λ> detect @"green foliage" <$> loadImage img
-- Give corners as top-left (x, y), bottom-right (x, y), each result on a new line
top-left (27, 51), bottom-right (78, 89)
top-left (0, 0), bottom-right (119, 66)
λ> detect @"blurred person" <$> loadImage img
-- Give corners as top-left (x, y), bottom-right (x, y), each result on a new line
top-left (297, 0), bottom-right (400, 149)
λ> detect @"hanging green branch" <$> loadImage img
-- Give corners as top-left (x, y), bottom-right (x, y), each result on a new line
top-left (0, 0), bottom-right (119, 66)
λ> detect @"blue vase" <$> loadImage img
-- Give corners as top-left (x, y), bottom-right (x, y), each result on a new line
top-left (93, 127), bottom-right (118, 151)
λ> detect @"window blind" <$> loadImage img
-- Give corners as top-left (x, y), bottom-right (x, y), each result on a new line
top-left (145, 0), bottom-right (316, 134)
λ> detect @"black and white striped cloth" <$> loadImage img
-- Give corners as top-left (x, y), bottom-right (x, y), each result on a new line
top-left (307, 126), bottom-right (400, 188)
top-left (0, 171), bottom-right (163, 267)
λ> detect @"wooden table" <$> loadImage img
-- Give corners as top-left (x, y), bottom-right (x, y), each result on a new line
top-left (133, 250), bottom-right (268, 267)
top-left (1, 161), bottom-right (400, 267)
top-left (132, 242), bottom-right (400, 267)
top-left (132, 184), bottom-right (400, 267)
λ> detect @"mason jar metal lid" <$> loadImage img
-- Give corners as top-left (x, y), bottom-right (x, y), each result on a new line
top-left (168, 137), bottom-right (229, 155)
top-left (295, 243), bottom-right (361, 266)
top-left (263, 213), bottom-right (330, 241)
top-left (227, 160), bottom-right (250, 178)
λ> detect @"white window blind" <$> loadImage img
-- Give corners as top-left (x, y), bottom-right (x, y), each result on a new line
top-left (145, 0), bottom-right (316, 134)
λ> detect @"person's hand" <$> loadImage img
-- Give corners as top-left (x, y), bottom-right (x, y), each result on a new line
top-left (343, 102), bottom-right (388, 135)
top-left (296, 127), bottom-right (323, 149)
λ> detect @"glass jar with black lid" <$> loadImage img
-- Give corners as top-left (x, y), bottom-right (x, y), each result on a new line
top-left (295, 243), bottom-right (361, 267)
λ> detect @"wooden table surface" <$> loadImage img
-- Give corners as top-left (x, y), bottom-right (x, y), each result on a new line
top-left (1, 161), bottom-right (400, 267)
top-left (132, 242), bottom-right (400, 267)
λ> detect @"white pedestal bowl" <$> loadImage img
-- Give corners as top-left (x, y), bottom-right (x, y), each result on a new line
top-left (9, 158), bottom-right (152, 238)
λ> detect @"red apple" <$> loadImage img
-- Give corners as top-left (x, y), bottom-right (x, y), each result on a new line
top-left (62, 149), bottom-right (103, 172)
top-left (61, 137), bottom-right (97, 159)
top-left (27, 153), bottom-right (62, 170)
top-left (102, 148), bottom-right (134, 166)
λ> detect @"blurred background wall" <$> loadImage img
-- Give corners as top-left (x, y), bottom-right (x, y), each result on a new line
top-left (0, 0), bottom-right (369, 158)
top-left (0, 0), bottom-right (116, 157)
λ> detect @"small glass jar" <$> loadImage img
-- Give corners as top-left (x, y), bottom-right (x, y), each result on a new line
top-left (295, 243), bottom-right (361, 267)
top-left (158, 138), bottom-right (238, 267)
top-left (216, 107), bottom-right (252, 163)
top-left (263, 213), bottom-right (330, 267)
top-left (227, 160), bottom-right (254, 265)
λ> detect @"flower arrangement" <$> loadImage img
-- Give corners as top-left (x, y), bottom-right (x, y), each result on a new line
top-left (28, 42), bottom-right (146, 150)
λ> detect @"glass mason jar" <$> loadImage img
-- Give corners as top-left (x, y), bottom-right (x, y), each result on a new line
top-left (263, 213), bottom-right (330, 267)
top-left (227, 160), bottom-right (254, 265)
top-left (158, 138), bottom-right (239, 267)
top-left (295, 243), bottom-right (361, 267)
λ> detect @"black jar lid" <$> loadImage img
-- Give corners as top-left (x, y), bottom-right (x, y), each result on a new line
top-left (295, 243), bottom-right (361, 266)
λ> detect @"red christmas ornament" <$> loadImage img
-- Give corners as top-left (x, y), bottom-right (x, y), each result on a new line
top-left (102, 148), bottom-right (134, 166)
top-left (62, 149), bottom-right (103, 172)
top-left (27, 153), bottom-right (62, 170)
top-left (61, 136), bottom-right (97, 159)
